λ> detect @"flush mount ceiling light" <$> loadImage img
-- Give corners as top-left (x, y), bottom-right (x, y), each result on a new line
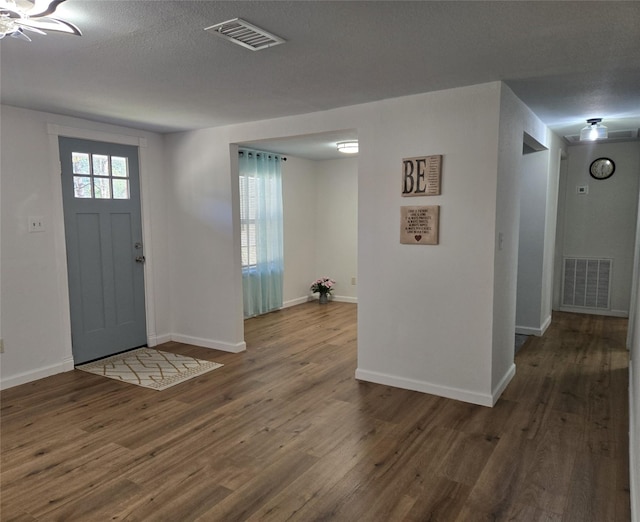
top-left (0, 0), bottom-right (81, 41)
top-left (337, 141), bottom-right (359, 154)
top-left (579, 118), bottom-right (608, 141)
top-left (204, 18), bottom-right (285, 51)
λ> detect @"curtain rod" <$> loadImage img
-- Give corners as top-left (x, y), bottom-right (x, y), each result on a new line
top-left (238, 150), bottom-right (287, 161)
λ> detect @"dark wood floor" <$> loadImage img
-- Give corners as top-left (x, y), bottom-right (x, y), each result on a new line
top-left (1, 303), bottom-right (630, 521)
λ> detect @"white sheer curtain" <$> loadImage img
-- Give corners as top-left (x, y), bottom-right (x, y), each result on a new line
top-left (239, 149), bottom-right (284, 318)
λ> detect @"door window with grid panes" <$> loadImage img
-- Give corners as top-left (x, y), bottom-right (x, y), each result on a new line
top-left (72, 152), bottom-right (130, 199)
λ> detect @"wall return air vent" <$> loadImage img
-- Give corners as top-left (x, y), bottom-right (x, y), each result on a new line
top-left (204, 18), bottom-right (285, 51)
top-left (562, 257), bottom-right (612, 310)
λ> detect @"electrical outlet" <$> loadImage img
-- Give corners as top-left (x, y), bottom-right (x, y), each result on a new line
top-left (28, 216), bottom-right (45, 233)
top-left (351, 277), bottom-right (357, 285)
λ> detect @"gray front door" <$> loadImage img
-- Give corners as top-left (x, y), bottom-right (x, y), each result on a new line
top-left (60, 137), bottom-right (146, 364)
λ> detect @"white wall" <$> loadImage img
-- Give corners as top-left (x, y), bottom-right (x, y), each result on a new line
top-left (282, 156), bottom-right (318, 306)
top-left (493, 86), bottom-right (552, 394)
top-left (164, 133), bottom-right (246, 352)
top-left (165, 81), bottom-right (527, 406)
top-left (631, 219), bottom-right (640, 522)
top-left (0, 107), bottom-right (4, 362)
top-left (357, 85), bottom-right (506, 405)
top-left (314, 157), bottom-right (358, 302)
top-left (516, 150), bottom-right (550, 334)
top-left (553, 156), bottom-right (569, 310)
top-left (515, 132), bottom-right (563, 337)
top-left (541, 135), bottom-right (564, 326)
top-left (3, 81), bottom-right (552, 406)
top-left (555, 141), bottom-right (640, 316)
top-left (0, 105), bottom-right (171, 388)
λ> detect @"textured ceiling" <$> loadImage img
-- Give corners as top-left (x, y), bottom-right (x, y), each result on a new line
top-left (2, 1), bottom-right (639, 159)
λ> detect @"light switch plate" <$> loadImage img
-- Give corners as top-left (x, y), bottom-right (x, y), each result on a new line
top-left (28, 216), bottom-right (45, 232)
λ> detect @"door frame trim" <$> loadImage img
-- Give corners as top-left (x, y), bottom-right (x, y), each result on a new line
top-left (46, 124), bottom-right (158, 363)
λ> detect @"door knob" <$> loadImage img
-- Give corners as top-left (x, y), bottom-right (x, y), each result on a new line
top-left (135, 256), bottom-right (146, 263)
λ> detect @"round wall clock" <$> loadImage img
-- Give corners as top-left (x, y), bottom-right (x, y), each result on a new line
top-left (589, 157), bottom-right (615, 180)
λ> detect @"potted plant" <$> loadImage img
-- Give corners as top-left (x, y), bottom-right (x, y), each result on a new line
top-left (310, 277), bottom-right (336, 304)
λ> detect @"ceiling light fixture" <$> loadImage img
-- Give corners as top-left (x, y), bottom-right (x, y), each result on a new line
top-left (0, 0), bottom-right (81, 41)
top-left (579, 118), bottom-right (608, 141)
top-left (337, 141), bottom-right (358, 154)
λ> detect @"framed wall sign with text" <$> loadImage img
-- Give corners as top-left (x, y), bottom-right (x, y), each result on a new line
top-left (400, 205), bottom-right (439, 245)
top-left (402, 155), bottom-right (442, 196)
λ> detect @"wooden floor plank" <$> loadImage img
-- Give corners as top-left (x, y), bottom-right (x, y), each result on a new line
top-left (111, 467), bottom-right (232, 521)
top-left (0, 305), bottom-right (630, 521)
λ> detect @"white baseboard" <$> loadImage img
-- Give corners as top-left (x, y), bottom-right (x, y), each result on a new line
top-left (515, 315), bottom-right (551, 337)
top-left (0, 331), bottom-right (243, 389)
top-left (285, 295), bottom-right (358, 307)
top-left (308, 295), bottom-right (358, 304)
top-left (333, 295), bottom-right (358, 304)
top-left (355, 368), bottom-right (494, 407)
top-left (557, 306), bottom-right (628, 318)
top-left (630, 365), bottom-right (639, 522)
top-left (282, 296), bottom-right (310, 308)
top-left (147, 333), bottom-right (172, 347)
top-left (0, 357), bottom-right (75, 390)
top-left (170, 333), bottom-right (246, 353)
top-left (492, 363), bottom-right (516, 406)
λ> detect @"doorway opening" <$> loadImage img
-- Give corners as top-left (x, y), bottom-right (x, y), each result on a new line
top-left (233, 129), bottom-right (359, 323)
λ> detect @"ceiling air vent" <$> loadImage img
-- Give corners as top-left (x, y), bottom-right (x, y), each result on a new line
top-left (608, 129), bottom-right (638, 140)
top-left (204, 18), bottom-right (285, 51)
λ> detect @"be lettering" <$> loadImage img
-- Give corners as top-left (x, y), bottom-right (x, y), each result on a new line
top-left (401, 155), bottom-right (442, 196)
top-left (402, 158), bottom-right (427, 194)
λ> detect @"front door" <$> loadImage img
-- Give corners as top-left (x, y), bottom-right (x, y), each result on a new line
top-left (60, 137), bottom-right (146, 364)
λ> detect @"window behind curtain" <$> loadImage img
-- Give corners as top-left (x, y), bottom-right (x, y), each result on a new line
top-left (238, 149), bottom-right (284, 317)
top-left (239, 174), bottom-right (257, 267)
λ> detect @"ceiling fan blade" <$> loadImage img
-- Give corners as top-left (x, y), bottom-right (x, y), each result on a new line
top-left (17, 21), bottom-right (45, 34)
top-left (17, 15), bottom-right (80, 35)
top-left (24, 0), bottom-right (67, 18)
top-left (10, 27), bottom-right (31, 41)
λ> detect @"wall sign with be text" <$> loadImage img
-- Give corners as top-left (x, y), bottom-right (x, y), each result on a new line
top-left (402, 155), bottom-right (442, 196)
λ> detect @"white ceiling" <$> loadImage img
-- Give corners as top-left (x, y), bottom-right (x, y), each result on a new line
top-left (2, 1), bottom-right (640, 160)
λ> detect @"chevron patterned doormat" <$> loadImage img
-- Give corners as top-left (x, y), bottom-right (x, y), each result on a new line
top-left (76, 347), bottom-right (223, 390)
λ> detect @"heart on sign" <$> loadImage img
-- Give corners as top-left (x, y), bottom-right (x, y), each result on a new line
top-left (414, 235), bottom-right (422, 242)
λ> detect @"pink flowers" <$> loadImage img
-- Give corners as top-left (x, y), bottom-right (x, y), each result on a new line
top-left (310, 277), bottom-right (336, 295)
